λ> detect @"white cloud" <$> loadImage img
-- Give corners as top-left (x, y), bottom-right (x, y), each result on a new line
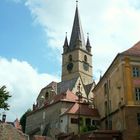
top-left (0, 58), bottom-right (59, 121)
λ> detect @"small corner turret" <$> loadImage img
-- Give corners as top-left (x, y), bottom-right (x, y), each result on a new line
top-left (63, 32), bottom-right (69, 53)
top-left (86, 33), bottom-right (92, 53)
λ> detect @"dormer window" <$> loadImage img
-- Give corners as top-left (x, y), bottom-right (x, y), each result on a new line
top-left (45, 92), bottom-right (49, 99)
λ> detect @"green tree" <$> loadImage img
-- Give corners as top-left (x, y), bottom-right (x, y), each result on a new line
top-left (81, 125), bottom-right (98, 133)
top-left (20, 109), bottom-right (31, 133)
top-left (0, 85), bottom-right (11, 110)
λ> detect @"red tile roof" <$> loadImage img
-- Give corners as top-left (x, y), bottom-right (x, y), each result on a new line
top-left (122, 41), bottom-right (140, 56)
top-left (28, 90), bottom-right (78, 115)
top-left (63, 102), bottom-right (100, 118)
top-left (49, 90), bottom-right (78, 104)
top-left (13, 118), bottom-right (22, 130)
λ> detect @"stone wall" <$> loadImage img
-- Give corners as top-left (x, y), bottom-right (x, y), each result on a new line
top-left (26, 101), bottom-right (74, 138)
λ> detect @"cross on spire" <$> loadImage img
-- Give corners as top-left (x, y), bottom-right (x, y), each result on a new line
top-left (76, 0), bottom-right (78, 7)
top-left (87, 32), bottom-right (89, 38)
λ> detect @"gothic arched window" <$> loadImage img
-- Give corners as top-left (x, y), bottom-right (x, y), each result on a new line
top-left (84, 55), bottom-right (87, 62)
top-left (69, 55), bottom-right (72, 62)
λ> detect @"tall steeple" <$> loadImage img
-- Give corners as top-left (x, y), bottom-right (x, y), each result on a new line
top-left (69, 2), bottom-right (86, 50)
top-left (62, 2), bottom-right (93, 85)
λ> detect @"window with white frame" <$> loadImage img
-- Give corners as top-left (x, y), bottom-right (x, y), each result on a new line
top-left (132, 67), bottom-right (139, 77)
top-left (135, 88), bottom-right (140, 101)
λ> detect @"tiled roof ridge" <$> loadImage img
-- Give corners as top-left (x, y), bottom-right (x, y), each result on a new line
top-left (61, 102), bottom-right (100, 117)
top-left (49, 90), bottom-right (78, 104)
top-left (122, 40), bottom-right (140, 56)
top-left (60, 103), bottom-right (75, 116)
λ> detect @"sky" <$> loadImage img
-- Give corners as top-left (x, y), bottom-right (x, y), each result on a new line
top-left (0, 0), bottom-right (140, 121)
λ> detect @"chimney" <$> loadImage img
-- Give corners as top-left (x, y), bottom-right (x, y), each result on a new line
top-left (2, 114), bottom-right (6, 123)
top-left (33, 103), bottom-right (36, 111)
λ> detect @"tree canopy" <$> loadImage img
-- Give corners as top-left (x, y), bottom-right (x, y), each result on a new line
top-left (0, 85), bottom-right (11, 110)
top-left (20, 109), bottom-right (31, 133)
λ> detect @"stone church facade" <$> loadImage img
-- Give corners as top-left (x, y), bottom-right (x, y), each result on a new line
top-left (25, 4), bottom-right (99, 139)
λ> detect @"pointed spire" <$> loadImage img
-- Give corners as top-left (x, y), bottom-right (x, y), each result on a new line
top-left (64, 32), bottom-right (68, 46)
top-left (63, 32), bottom-right (69, 53)
top-left (69, 3), bottom-right (86, 50)
top-left (86, 33), bottom-right (91, 52)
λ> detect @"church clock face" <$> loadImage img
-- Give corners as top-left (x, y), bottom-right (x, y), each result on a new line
top-left (67, 62), bottom-right (73, 72)
top-left (83, 55), bottom-right (89, 71)
top-left (83, 62), bottom-right (89, 71)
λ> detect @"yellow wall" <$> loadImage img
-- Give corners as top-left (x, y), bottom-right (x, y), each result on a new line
top-left (94, 56), bottom-right (125, 119)
top-left (93, 54), bottom-right (140, 139)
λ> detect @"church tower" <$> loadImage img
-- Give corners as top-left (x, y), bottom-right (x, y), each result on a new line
top-left (62, 3), bottom-right (93, 85)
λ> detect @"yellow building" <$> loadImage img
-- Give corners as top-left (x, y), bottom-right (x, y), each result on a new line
top-left (93, 41), bottom-right (140, 140)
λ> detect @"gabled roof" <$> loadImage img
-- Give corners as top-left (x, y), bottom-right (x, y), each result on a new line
top-left (62, 102), bottom-right (100, 118)
top-left (37, 81), bottom-right (57, 100)
top-left (29, 90), bottom-right (78, 116)
top-left (94, 41), bottom-right (140, 91)
top-left (122, 41), bottom-right (140, 56)
top-left (57, 77), bottom-right (78, 94)
top-left (84, 82), bottom-right (94, 95)
top-left (69, 6), bottom-right (86, 50)
top-left (39, 81), bottom-right (57, 92)
top-left (49, 90), bottom-right (78, 105)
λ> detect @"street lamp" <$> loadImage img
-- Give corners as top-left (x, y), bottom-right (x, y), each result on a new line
top-left (2, 112), bottom-right (6, 122)
top-left (76, 82), bottom-right (82, 137)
